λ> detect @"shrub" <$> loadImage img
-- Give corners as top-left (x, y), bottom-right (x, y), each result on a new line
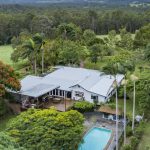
top-left (72, 101), bottom-right (95, 113)
top-left (134, 122), bottom-right (145, 139)
top-left (126, 126), bottom-right (133, 137)
top-left (130, 136), bottom-right (139, 148)
top-left (122, 144), bottom-right (132, 150)
top-left (134, 126), bottom-right (143, 139)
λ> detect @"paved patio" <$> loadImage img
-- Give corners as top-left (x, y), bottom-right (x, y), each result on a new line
top-left (83, 112), bottom-right (124, 150)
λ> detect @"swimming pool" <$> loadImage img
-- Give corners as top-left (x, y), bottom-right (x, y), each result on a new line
top-left (78, 127), bottom-right (112, 150)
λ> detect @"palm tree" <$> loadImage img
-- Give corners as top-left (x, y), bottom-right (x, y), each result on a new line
top-left (22, 39), bottom-right (36, 74)
top-left (103, 62), bottom-right (119, 150)
top-left (130, 74), bottom-right (138, 132)
top-left (121, 79), bottom-right (128, 145)
top-left (32, 33), bottom-right (45, 74)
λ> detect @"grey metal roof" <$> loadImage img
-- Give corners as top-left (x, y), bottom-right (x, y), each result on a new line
top-left (19, 84), bottom-right (59, 98)
top-left (19, 67), bottom-right (124, 98)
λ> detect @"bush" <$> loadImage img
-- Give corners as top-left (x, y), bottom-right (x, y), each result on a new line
top-left (134, 122), bottom-right (145, 139)
top-left (122, 144), bottom-right (132, 150)
top-left (126, 126), bottom-right (133, 137)
top-left (0, 99), bottom-right (8, 117)
top-left (130, 136), bottom-right (139, 148)
top-left (72, 101), bottom-right (95, 113)
top-left (7, 108), bottom-right (84, 150)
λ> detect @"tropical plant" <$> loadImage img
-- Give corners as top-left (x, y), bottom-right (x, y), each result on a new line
top-left (130, 74), bottom-right (138, 132)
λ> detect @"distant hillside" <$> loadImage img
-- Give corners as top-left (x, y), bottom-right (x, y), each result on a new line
top-left (0, 0), bottom-right (149, 5)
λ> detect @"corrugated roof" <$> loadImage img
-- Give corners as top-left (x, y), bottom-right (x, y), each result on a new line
top-left (19, 67), bottom-right (124, 98)
top-left (19, 84), bottom-right (59, 98)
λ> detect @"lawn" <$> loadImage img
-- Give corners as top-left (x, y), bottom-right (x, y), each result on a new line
top-left (137, 122), bottom-right (150, 150)
top-left (0, 45), bottom-right (29, 77)
top-left (0, 45), bottom-right (14, 65)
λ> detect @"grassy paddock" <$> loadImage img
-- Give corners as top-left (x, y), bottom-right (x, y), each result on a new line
top-left (0, 45), bottom-right (14, 65)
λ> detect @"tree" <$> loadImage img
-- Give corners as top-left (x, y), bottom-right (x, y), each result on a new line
top-left (83, 29), bottom-right (96, 46)
top-left (103, 59), bottom-right (135, 148)
top-left (103, 62), bottom-right (120, 150)
top-left (59, 40), bottom-right (88, 65)
top-left (121, 79), bottom-right (128, 145)
top-left (22, 38), bottom-right (36, 74)
top-left (58, 23), bottom-right (82, 41)
top-left (32, 33), bottom-right (45, 73)
top-left (134, 23), bottom-right (150, 48)
top-left (130, 74), bottom-right (138, 132)
top-left (117, 28), bottom-right (133, 50)
top-left (31, 15), bottom-right (53, 37)
top-left (0, 61), bottom-right (20, 97)
top-left (7, 108), bottom-right (84, 150)
top-left (89, 44), bottom-right (103, 63)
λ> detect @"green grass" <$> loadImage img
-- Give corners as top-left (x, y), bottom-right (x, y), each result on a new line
top-left (0, 45), bottom-right (14, 65)
top-left (138, 122), bottom-right (150, 150)
top-left (0, 45), bottom-right (29, 77)
top-left (0, 114), bottom-right (16, 131)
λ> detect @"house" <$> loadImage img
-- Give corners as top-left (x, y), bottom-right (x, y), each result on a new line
top-left (15, 66), bottom-right (124, 104)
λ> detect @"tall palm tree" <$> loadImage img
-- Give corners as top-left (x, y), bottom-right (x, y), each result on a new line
top-left (103, 62), bottom-right (119, 150)
top-left (121, 79), bottom-right (128, 145)
top-left (32, 33), bottom-right (45, 74)
top-left (22, 39), bottom-right (36, 74)
top-left (130, 74), bottom-right (138, 132)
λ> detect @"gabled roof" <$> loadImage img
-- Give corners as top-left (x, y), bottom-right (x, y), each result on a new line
top-left (20, 75), bottom-right (42, 92)
top-left (19, 84), bottom-right (59, 98)
top-left (19, 66), bottom-right (124, 98)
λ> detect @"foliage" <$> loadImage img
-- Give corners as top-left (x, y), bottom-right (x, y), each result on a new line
top-left (0, 132), bottom-right (25, 150)
top-left (7, 108), bottom-right (84, 150)
top-left (58, 23), bottom-right (82, 41)
top-left (130, 136), bottom-right (139, 148)
top-left (134, 23), bottom-right (150, 48)
top-left (0, 98), bottom-right (8, 116)
top-left (0, 61), bottom-right (20, 96)
top-left (145, 44), bottom-right (150, 61)
top-left (72, 101), bottom-right (95, 113)
top-left (126, 126), bottom-right (133, 137)
top-left (122, 144), bottom-right (132, 150)
top-left (117, 28), bottom-right (133, 50)
top-left (58, 40), bottom-right (89, 65)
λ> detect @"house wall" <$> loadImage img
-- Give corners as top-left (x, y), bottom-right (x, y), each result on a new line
top-left (71, 85), bottom-right (107, 104)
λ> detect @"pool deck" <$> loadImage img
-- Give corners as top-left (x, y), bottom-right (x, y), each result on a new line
top-left (83, 112), bottom-right (124, 150)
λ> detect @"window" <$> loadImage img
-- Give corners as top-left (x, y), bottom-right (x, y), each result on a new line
top-left (91, 95), bottom-right (98, 104)
top-left (75, 91), bottom-right (84, 97)
top-left (91, 95), bottom-right (98, 100)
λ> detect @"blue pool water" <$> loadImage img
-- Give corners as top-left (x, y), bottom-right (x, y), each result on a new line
top-left (78, 127), bottom-right (112, 150)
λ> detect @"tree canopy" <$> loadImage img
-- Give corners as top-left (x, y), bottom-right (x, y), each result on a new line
top-left (7, 108), bottom-right (84, 150)
top-left (0, 61), bottom-right (20, 96)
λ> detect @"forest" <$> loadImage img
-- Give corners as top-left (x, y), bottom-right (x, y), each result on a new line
top-left (0, 3), bottom-right (150, 150)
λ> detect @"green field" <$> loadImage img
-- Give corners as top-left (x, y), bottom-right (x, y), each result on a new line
top-left (0, 45), bottom-right (29, 77)
top-left (0, 45), bottom-right (14, 65)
